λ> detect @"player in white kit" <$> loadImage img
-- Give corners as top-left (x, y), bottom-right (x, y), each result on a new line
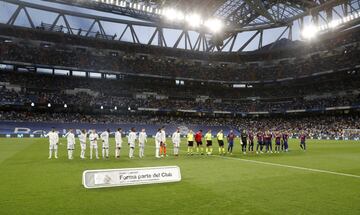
top-left (155, 128), bottom-right (162, 158)
top-left (78, 129), bottom-right (87, 159)
top-left (172, 128), bottom-right (181, 156)
top-left (89, 129), bottom-right (99, 159)
top-left (100, 129), bottom-right (110, 159)
top-left (128, 127), bottom-right (137, 159)
top-left (64, 129), bottom-right (76, 160)
top-left (115, 128), bottom-right (122, 159)
top-left (46, 128), bottom-right (59, 159)
top-left (138, 128), bottom-right (147, 158)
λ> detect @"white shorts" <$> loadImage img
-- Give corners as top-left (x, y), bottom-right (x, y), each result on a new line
top-left (67, 144), bottom-right (75, 150)
top-left (49, 144), bottom-right (58, 150)
top-left (90, 143), bottom-right (98, 149)
top-left (155, 141), bottom-right (160, 148)
top-left (102, 144), bottom-right (109, 149)
top-left (115, 143), bottom-right (122, 149)
top-left (139, 143), bottom-right (145, 148)
top-left (80, 143), bottom-right (86, 150)
top-left (173, 142), bottom-right (180, 147)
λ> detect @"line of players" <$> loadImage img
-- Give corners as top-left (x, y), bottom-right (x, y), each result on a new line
top-left (46, 126), bottom-right (170, 160)
top-left (46, 126), bottom-right (307, 160)
top-left (185, 129), bottom-right (306, 156)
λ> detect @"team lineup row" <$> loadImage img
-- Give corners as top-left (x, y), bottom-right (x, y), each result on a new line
top-left (45, 127), bottom-right (308, 159)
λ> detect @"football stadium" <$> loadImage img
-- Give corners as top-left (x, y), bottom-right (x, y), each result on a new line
top-left (0, 0), bottom-right (360, 214)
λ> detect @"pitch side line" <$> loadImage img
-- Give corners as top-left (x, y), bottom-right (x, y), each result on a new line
top-left (111, 144), bottom-right (360, 179)
top-left (214, 155), bottom-right (360, 179)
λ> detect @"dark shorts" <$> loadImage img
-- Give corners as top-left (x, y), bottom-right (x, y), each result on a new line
top-left (206, 140), bottom-right (212, 146)
top-left (188, 141), bottom-right (194, 147)
top-left (249, 141), bottom-right (254, 145)
top-left (300, 141), bottom-right (305, 145)
top-left (228, 141), bottom-right (234, 146)
top-left (276, 141), bottom-right (280, 145)
top-left (196, 141), bottom-right (203, 146)
top-left (218, 140), bottom-right (224, 147)
top-left (257, 141), bottom-right (263, 145)
top-left (241, 139), bottom-right (247, 145)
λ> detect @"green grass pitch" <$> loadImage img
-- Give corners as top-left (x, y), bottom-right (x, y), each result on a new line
top-left (0, 138), bottom-right (359, 215)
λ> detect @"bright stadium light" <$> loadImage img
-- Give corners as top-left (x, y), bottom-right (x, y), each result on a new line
top-left (31, 102), bottom-right (35, 107)
top-left (301, 25), bottom-right (318, 39)
top-left (163, 8), bottom-right (184, 21)
top-left (204, 18), bottom-right (223, 33)
top-left (47, 103), bottom-right (51, 108)
top-left (186, 13), bottom-right (202, 27)
top-left (64, 104), bottom-right (67, 108)
top-left (329, 19), bottom-right (341, 28)
top-left (174, 11), bottom-right (185, 21)
top-left (100, 105), bottom-right (104, 110)
top-left (114, 106), bottom-right (117, 110)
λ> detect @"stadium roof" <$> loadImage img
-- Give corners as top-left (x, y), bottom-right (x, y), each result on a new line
top-left (1, 0), bottom-right (360, 52)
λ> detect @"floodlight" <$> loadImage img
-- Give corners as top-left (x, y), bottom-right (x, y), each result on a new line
top-left (301, 25), bottom-right (318, 39)
top-left (329, 20), bottom-right (340, 28)
top-left (114, 106), bottom-right (117, 110)
top-left (204, 18), bottom-right (223, 33)
top-left (31, 102), bottom-right (35, 107)
top-left (163, 8), bottom-right (177, 20)
top-left (64, 104), bottom-right (67, 108)
top-left (163, 8), bottom-right (184, 21)
top-left (47, 103), bottom-right (51, 108)
top-left (100, 105), bottom-right (104, 110)
top-left (186, 13), bottom-right (202, 27)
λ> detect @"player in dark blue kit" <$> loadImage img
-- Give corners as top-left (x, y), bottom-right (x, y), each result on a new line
top-left (300, 132), bottom-right (307, 151)
top-left (282, 131), bottom-right (289, 152)
top-left (240, 129), bottom-right (247, 154)
top-left (248, 131), bottom-right (254, 153)
top-left (256, 131), bottom-right (264, 154)
top-left (274, 131), bottom-right (281, 153)
top-left (227, 130), bottom-right (236, 155)
top-left (265, 130), bottom-right (273, 153)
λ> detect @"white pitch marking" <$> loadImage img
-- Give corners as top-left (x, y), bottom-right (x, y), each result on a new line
top-left (214, 155), bottom-right (360, 179)
top-left (144, 144), bottom-right (360, 179)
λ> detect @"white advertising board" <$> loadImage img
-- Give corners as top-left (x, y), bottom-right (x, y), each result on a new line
top-left (82, 166), bottom-right (181, 189)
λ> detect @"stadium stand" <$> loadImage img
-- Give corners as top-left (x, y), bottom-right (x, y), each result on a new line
top-left (0, 24), bottom-right (359, 139)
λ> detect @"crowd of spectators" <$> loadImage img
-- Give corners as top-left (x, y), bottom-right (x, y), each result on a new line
top-left (1, 111), bottom-right (359, 139)
top-left (1, 71), bottom-right (360, 112)
top-left (0, 38), bottom-right (359, 82)
top-left (1, 85), bottom-right (359, 113)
